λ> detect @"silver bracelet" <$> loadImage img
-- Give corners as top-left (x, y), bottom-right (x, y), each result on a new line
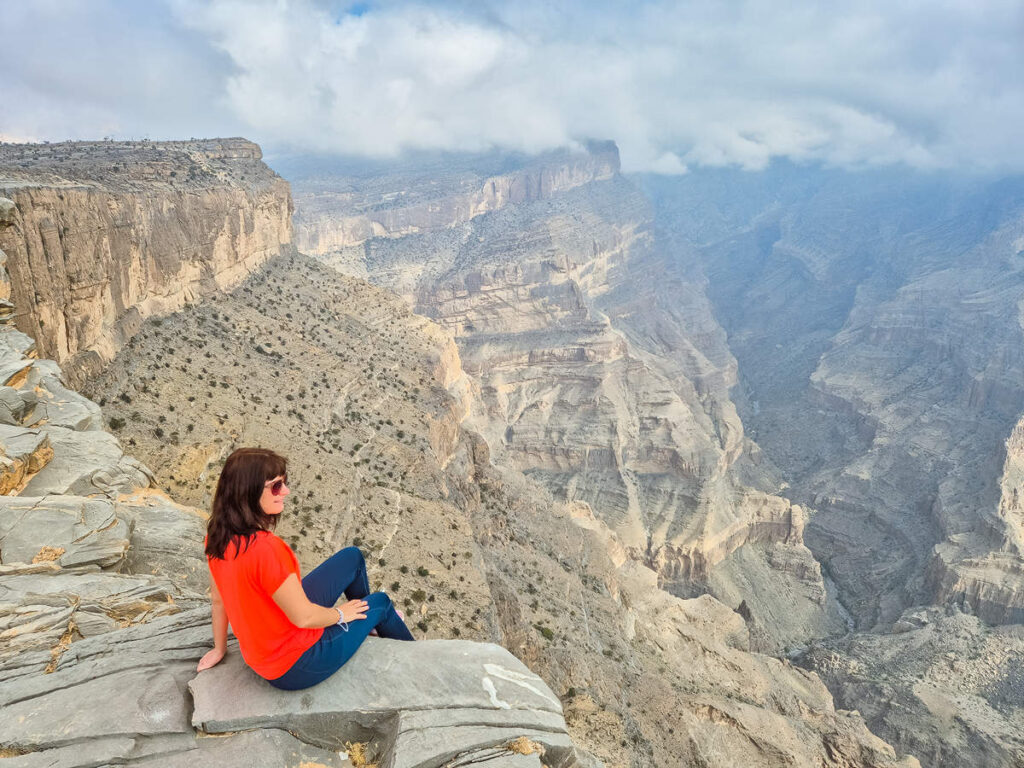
top-left (335, 607), bottom-right (348, 631)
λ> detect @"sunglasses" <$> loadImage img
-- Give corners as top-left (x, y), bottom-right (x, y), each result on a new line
top-left (264, 477), bottom-right (288, 496)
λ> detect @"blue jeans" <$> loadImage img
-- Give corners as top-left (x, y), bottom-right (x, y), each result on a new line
top-left (267, 546), bottom-right (414, 690)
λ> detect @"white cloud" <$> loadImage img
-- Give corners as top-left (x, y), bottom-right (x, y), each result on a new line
top-left (2, 0), bottom-right (1022, 172)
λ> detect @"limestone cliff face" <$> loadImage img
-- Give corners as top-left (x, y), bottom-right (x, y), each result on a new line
top-left (927, 416), bottom-right (1024, 625)
top-left (292, 142), bottom-right (619, 253)
top-left (997, 418), bottom-right (1024, 550)
top-left (0, 138), bottom-right (292, 387)
top-left (291, 148), bottom-right (841, 651)
top-left (655, 168), bottom-right (1024, 632)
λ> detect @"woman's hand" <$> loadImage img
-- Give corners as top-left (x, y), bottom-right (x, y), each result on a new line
top-left (196, 646), bottom-right (226, 672)
top-left (337, 599), bottom-right (369, 622)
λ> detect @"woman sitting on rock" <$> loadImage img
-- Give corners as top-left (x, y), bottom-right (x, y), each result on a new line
top-left (196, 447), bottom-right (414, 689)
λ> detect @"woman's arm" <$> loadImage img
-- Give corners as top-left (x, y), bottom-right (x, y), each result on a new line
top-left (272, 573), bottom-right (369, 629)
top-left (197, 571), bottom-right (229, 672)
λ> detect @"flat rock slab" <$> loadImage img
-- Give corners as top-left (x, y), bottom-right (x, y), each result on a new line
top-left (191, 638), bottom-right (578, 768)
top-left (115, 490), bottom-right (208, 594)
top-left (0, 610), bottom-right (209, 762)
top-left (128, 728), bottom-right (353, 767)
top-left (0, 495), bottom-right (129, 569)
top-left (20, 425), bottom-right (151, 497)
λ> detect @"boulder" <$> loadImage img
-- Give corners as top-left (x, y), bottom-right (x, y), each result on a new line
top-left (0, 424), bottom-right (53, 494)
top-left (0, 197), bottom-right (15, 227)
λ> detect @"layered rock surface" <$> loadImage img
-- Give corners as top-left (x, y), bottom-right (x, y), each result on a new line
top-left (642, 165), bottom-right (1024, 766)
top-left (0, 139), bottom-right (292, 387)
top-left (288, 147), bottom-right (842, 654)
top-left (288, 142), bottom-right (619, 254)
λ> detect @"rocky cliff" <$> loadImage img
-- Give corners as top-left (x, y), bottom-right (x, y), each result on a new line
top-left (0, 138), bottom-right (292, 387)
top-left (290, 142), bottom-right (619, 254)
top-left (289, 147), bottom-right (843, 655)
top-left (642, 165), bottom-right (1024, 766)
top-left (0, 141), bottom-right (923, 767)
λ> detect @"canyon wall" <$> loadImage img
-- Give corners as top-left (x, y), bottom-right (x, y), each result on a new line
top-left (644, 167), bottom-right (1024, 632)
top-left (641, 167), bottom-right (1024, 766)
top-left (291, 141), bottom-right (619, 254)
top-left (290, 147), bottom-right (843, 652)
top-left (0, 138), bottom-right (292, 387)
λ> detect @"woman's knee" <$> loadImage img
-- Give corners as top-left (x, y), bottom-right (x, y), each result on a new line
top-left (366, 591), bottom-right (392, 611)
top-left (345, 546), bottom-right (365, 564)
top-left (330, 546), bottom-right (364, 567)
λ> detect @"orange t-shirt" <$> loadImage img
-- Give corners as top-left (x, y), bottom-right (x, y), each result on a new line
top-left (205, 530), bottom-right (323, 679)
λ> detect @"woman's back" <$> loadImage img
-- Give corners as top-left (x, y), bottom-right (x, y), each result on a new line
top-left (206, 530), bottom-right (322, 679)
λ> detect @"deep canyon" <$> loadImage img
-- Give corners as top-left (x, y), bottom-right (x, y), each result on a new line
top-left (0, 139), bottom-right (1021, 767)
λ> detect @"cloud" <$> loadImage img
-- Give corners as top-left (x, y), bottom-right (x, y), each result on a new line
top-left (2, 0), bottom-right (1022, 172)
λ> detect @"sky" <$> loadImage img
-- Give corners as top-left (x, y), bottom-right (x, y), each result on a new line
top-left (2, 0), bottom-right (1023, 173)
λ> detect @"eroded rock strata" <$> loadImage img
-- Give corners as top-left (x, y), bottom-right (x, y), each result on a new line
top-left (0, 139), bottom-right (292, 387)
top-left (646, 167), bottom-right (1024, 634)
top-left (288, 147), bottom-right (844, 655)
top-left (643, 166), bottom-right (1024, 766)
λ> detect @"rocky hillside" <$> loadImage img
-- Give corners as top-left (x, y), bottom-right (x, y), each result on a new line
top-left (0, 138), bottom-right (292, 387)
top-left (87, 247), bottom-right (914, 767)
top-left (287, 146), bottom-right (845, 657)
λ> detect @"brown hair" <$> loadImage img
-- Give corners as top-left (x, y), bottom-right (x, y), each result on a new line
top-left (205, 447), bottom-right (287, 560)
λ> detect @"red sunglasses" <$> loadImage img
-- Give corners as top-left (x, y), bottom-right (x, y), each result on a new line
top-left (265, 478), bottom-right (288, 495)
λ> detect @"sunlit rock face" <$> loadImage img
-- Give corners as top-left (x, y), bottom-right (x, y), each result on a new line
top-left (287, 146), bottom-right (843, 653)
top-left (0, 138), bottom-right (292, 387)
